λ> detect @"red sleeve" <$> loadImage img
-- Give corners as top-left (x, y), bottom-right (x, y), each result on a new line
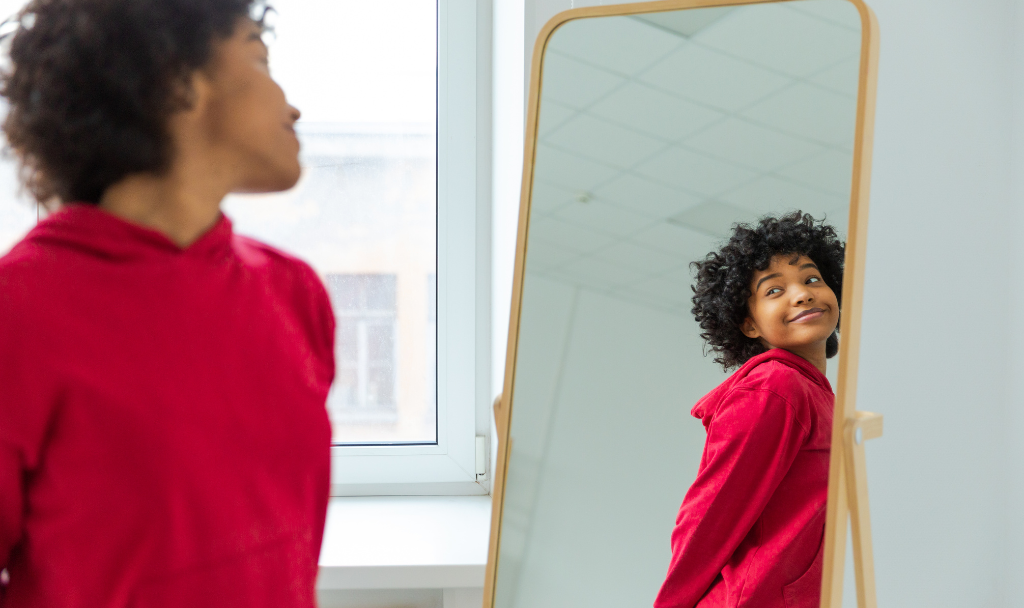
top-left (654, 387), bottom-right (810, 608)
top-left (0, 265), bottom-right (56, 579)
top-left (0, 441), bottom-right (23, 571)
top-left (294, 262), bottom-right (336, 387)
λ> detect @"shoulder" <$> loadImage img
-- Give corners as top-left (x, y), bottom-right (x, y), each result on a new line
top-left (726, 358), bottom-right (829, 427)
top-left (717, 361), bottom-right (815, 419)
top-left (738, 359), bottom-right (811, 394)
top-left (231, 234), bottom-right (335, 353)
top-left (233, 235), bottom-right (314, 277)
top-left (231, 236), bottom-right (329, 298)
top-left (0, 233), bottom-right (60, 314)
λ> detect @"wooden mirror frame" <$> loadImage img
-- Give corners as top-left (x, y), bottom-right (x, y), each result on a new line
top-left (484, 1), bottom-right (880, 606)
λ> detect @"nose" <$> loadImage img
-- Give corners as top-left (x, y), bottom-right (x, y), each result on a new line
top-left (792, 285), bottom-right (814, 305)
top-left (289, 104), bottom-right (301, 123)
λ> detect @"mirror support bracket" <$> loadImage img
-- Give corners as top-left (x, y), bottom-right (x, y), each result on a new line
top-left (843, 411), bottom-right (883, 608)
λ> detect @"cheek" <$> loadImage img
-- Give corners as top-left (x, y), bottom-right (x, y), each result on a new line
top-left (752, 302), bottom-right (788, 335)
top-left (827, 288), bottom-right (841, 311)
top-left (211, 74), bottom-right (281, 134)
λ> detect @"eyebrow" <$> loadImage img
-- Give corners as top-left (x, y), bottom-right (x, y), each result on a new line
top-left (755, 273), bottom-right (782, 291)
top-left (754, 263), bottom-right (821, 291)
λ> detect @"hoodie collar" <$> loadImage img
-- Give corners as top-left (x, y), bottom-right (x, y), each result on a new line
top-left (28, 203), bottom-right (234, 262)
top-left (691, 348), bottom-right (833, 425)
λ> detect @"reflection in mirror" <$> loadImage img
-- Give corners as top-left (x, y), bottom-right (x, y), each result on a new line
top-left (494, 1), bottom-right (863, 607)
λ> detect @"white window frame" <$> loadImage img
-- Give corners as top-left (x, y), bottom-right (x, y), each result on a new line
top-left (330, 0), bottom-right (492, 496)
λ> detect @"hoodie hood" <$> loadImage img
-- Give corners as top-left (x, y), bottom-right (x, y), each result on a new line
top-left (691, 348), bottom-right (833, 428)
top-left (25, 203), bottom-right (234, 262)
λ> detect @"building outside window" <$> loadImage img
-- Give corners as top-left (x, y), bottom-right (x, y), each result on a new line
top-left (327, 273), bottom-right (399, 425)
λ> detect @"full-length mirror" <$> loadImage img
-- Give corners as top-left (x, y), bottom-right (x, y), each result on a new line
top-left (486, 1), bottom-right (878, 607)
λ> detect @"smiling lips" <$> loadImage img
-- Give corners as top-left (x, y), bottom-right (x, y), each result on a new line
top-left (790, 307), bottom-right (826, 323)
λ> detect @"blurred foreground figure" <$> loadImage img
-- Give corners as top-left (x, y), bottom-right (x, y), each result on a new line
top-left (0, 1), bottom-right (335, 606)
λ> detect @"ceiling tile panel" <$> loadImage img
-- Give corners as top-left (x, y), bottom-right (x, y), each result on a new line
top-left (667, 200), bottom-right (756, 238)
top-left (659, 263), bottom-right (700, 286)
top-left (593, 173), bottom-right (703, 220)
top-left (593, 242), bottom-right (684, 274)
top-left (548, 15), bottom-right (682, 76)
top-left (693, 4), bottom-right (860, 78)
top-left (541, 52), bottom-right (625, 109)
top-left (556, 255), bottom-right (651, 288)
top-left (523, 240), bottom-right (582, 271)
top-left (536, 267), bottom-right (614, 293)
top-left (719, 175), bottom-right (844, 219)
top-left (741, 83), bottom-right (857, 147)
top-left (528, 216), bottom-right (617, 254)
top-left (537, 100), bottom-right (578, 137)
top-left (622, 276), bottom-right (691, 308)
top-left (634, 145), bottom-right (758, 196)
top-left (823, 203), bottom-right (849, 237)
top-left (533, 143), bottom-right (617, 192)
top-left (553, 199), bottom-right (656, 237)
top-left (682, 117), bottom-right (824, 171)
top-left (530, 180), bottom-right (579, 215)
top-left (628, 222), bottom-right (718, 262)
top-left (633, 6), bottom-right (736, 39)
top-left (589, 82), bottom-right (724, 141)
top-left (783, 0), bottom-right (861, 31)
top-left (807, 56), bottom-right (861, 97)
top-left (639, 44), bottom-right (790, 112)
top-left (777, 149), bottom-right (854, 195)
top-left (544, 114), bottom-right (667, 169)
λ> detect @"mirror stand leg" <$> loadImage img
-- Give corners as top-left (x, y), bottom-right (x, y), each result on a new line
top-left (843, 412), bottom-right (883, 608)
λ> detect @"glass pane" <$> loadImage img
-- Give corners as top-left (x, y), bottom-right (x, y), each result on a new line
top-left (0, 0), bottom-right (45, 250)
top-left (224, 0), bottom-right (438, 444)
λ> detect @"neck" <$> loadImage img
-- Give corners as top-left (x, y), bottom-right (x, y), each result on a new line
top-left (98, 160), bottom-right (231, 248)
top-left (764, 341), bottom-right (827, 375)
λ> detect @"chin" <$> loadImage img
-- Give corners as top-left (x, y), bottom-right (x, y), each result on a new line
top-left (238, 163), bottom-right (302, 194)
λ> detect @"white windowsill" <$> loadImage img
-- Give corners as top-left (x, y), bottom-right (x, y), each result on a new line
top-left (317, 495), bottom-right (491, 590)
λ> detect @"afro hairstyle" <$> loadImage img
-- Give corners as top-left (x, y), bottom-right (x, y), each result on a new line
top-left (690, 210), bottom-right (845, 371)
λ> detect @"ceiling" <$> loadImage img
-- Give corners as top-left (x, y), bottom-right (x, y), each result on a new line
top-left (524, 0), bottom-right (861, 316)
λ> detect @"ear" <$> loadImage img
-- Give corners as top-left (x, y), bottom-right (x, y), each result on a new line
top-left (741, 317), bottom-right (760, 339)
top-left (185, 69), bottom-right (214, 116)
top-left (166, 70), bottom-right (213, 143)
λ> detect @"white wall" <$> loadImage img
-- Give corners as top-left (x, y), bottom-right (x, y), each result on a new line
top-left (1010, 3), bottom-right (1024, 604)
top-left (492, 0), bottom-right (1022, 606)
top-left (857, 1), bottom-right (1016, 605)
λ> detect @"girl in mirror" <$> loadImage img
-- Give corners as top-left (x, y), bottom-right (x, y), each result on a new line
top-left (654, 211), bottom-right (843, 608)
top-left (0, 1), bottom-right (334, 606)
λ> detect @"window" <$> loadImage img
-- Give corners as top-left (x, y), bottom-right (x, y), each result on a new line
top-left (226, 0), bottom-right (439, 446)
top-left (228, 0), bottom-right (491, 493)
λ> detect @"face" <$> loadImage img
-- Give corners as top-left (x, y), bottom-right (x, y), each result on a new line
top-left (742, 254), bottom-right (840, 363)
top-left (195, 18), bottom-right (302, 193)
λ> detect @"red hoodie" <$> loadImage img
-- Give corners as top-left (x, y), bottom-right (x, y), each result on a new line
top-left (654, 348), bottom-right (834, 608)
top-left (0, 205), bottom-right (334, 607)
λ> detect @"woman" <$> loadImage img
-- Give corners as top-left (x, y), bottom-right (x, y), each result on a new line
top-left (0, 1), bottom-right (334, 606)
top-left (655, 212), bottom-right (844, 608)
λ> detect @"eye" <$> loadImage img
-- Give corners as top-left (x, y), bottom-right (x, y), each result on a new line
top-left (766, 287), bottom-right (782, 296)
top-left (807, 276), bottom-right (821, 284)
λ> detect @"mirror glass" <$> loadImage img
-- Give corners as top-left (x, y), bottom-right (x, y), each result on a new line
top-left (495, 1), bottom-right (862, 606)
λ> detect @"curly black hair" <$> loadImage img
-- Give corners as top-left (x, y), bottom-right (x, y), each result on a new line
top-left (691, 210), bottom-right (845, 371)
top-left (0, 0), bottom-right (270, 205)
